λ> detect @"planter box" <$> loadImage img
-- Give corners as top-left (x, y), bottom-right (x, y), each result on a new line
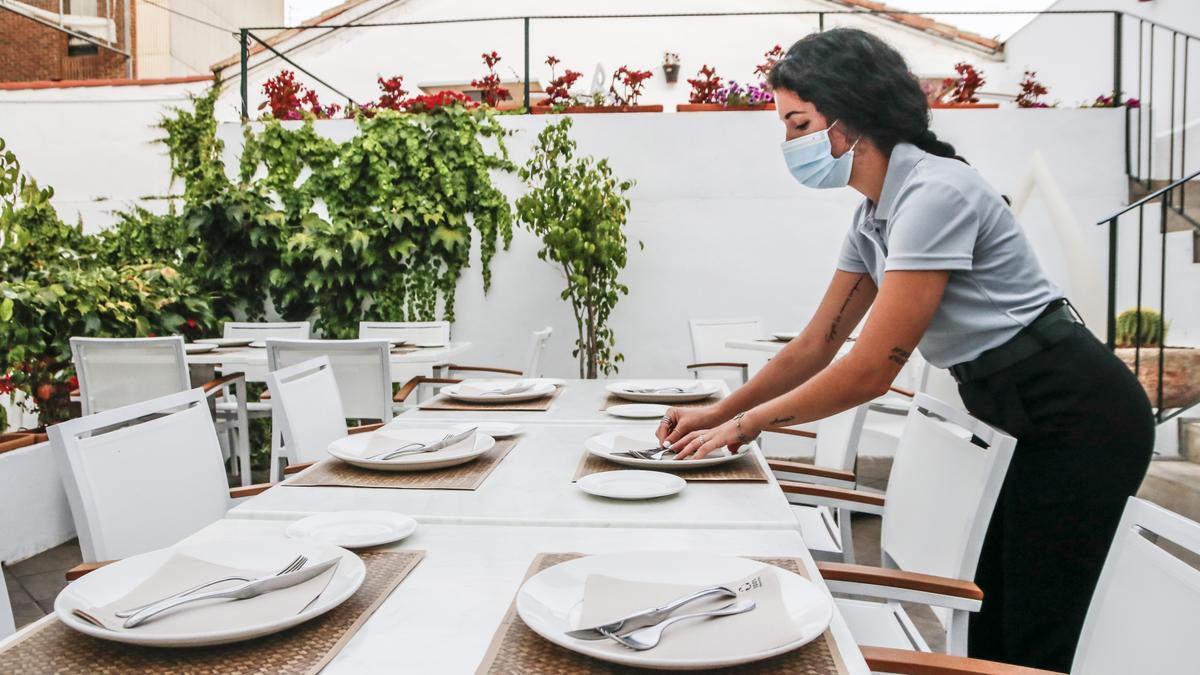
top-left (929, 102), bottom-right (1000, 109)
top-left (1116, 347), bottom-right (1200, 410)
top-left (676, 103), bottom-right (776, 112)
top-left (0, 431), bottom-right (48, 456)
top-left (531, 104), bottom-right (664, 114)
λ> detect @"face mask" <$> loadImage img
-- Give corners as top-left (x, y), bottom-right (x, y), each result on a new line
top-left (781, 120), bottom-right (860, 189)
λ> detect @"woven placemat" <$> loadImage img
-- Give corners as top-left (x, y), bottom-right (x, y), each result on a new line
top-left (573, 449), bottom-right (768, 483)
top-left (475, 553), bottom-right (849, 674)
top-left (599, 392), bottom-right (724, 411)
top-left (0, 549), bottom-right (424, 675)
top-left (419, 386), bottom-right (563, 412)
top-left (286, 439), bottom-right (517, 490)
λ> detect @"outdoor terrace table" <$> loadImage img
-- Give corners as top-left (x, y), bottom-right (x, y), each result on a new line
top-left (185, 341), bottom-right (473, 384)
top-left (0, 518), bottom-right (868, 674)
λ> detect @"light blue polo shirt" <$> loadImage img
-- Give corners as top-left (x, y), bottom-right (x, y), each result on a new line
top-left (837, 142), bottom-right (1061, 368)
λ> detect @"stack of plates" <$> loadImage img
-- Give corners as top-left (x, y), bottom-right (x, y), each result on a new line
top-left (442, 380), bottom-right (556, 404)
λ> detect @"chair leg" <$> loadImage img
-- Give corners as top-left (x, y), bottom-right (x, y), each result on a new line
top-left (838, 508), bottom-right (856, 564)
top-left (268, 410), bottom-right (284, 483)
top-left (947, 609), bottom-right (969, 657)
top-left (234, 383), bottom-right (251, 487)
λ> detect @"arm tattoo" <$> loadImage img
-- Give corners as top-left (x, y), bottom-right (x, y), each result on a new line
top-left (888, 346), bottom-right (911, 366)
top-left (825, 275), bottom-right (866, 344)
top-left (768, 416), bottom-right (796, 426)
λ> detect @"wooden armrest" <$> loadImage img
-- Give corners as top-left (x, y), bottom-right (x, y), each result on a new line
top-left (259, 390), bottom-right (271, 400)
top-left (685, 362), bottom-right (748, 369)
top-left (767, 459), bottom-right (855, 484)
top-left (818, 562), bottom-right (983, 601)
top-left (447, 364), bottom-right (524, 376)
top-left (201, 371), bottom-right (245, 394)
top-left (779, 481), bottom-right (885, 508)
top-left (66, 560), bottom-right (115, 581)
top-left (888, 385), bottom-right (916, 398)
top-left (283, 461), bottom-right (315, 476)
top-left (861, 647), bottom-right (1062, 675)
top-left (349, 422), bottom-right (384, 435)
top-left (229, 482), bottom-right (274, 498)
top-left (394, 376), bottom-right (461, 402)
top-left (762, 426), bottom-right (817, 439)
top-left (69, 388), bottom-right (80, 397)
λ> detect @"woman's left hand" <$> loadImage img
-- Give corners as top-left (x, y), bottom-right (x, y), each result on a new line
top-left (671, 412), bottom-right (760, 460)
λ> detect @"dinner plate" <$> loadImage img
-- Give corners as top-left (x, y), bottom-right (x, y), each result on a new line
top-left (193, 338), bottom-right (253, 348)
top-left (605, 403), bottom-right (669, 420)
top-left (577, 470), bottom-right (685, 500)
top-left (286, 511), bottom-right (417, 548)
top-left (442, 381), bottom-right (556, 404)
top-left (585, 430), bottom-right (751, 470)
top-left (772, 332), bottom-right (799, 342)
top-left (606, 381), bottom-right (719, 403)
top-left (328, 428), bottom-right (496, 471)
top-left (450, 422), bottom-right (522, 438)
top-left (54, 538), bottom-right (364, 647)
top-left (183, 343), bottom-right (217, 354)
top-left (516, 551), bottom-right (833, 670)
top-left (248, 340), bottom-right (267, 348)
top-left (413, 341), bottom-right (447, 348)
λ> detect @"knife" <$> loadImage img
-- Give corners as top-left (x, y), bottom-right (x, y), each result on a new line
top-left (564, 585), bottom-right (736, 640)
top-left (121, 557), bottom-right (340, 628)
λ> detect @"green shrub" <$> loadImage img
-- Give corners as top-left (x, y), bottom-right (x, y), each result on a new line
top-left (1115, 307), bottom-right (1168, 347)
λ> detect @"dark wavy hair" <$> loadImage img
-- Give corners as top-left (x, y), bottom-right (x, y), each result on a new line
top-left (768, 28), bottom-right (964, 162)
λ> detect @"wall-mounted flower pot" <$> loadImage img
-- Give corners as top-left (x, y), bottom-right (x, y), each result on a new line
top-left (676, 103), bottom-right (776, 112)
top-left (0, 431), bottom-right (49, 456)
top-left (663, 64), bottom-right (680, 83)
top-left (929, 102), bottom-right (1000, 109)
top-left (531, 104), bottom-right (664, 114)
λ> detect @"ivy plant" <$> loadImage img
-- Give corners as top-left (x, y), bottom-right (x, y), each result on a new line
top-left (516, 118), bottom-right (637, 378)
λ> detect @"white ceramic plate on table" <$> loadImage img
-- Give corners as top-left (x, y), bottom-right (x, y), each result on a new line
top-left (183, 343), bottom-right (216, 354)
top-left (771, 332), bottom-right (799, 342)
top-left (413, 341), bottom-right (447, 348)
top-left (54, 538), bottom-right (364, 647)
top-left (606, 381), bottom-right (719, 404)
top-left (442, 381), bottom-right (556, 404)
top-left (286, 511), bottom-right (417, 548)
top-left (328, 427), bottom-right (495, 471)
top-left (193, 338), bottom-right (253, 348)
top-left (450, 422), bottom-right (522, 438)
top-left (577, 470), bottom-right (685, 500)
top-left (606, 403), bottom-right (669, 420)
top-left (585, 430), bottom-right (750, 470)
top-left (515, 551), bottom-right (833, 670)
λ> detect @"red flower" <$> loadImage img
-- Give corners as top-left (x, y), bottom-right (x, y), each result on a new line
top-left (471, 51), bottom-right (512, 107)
top-left (945, 62), bottom-right (985, 104)
top-left (68, 375), bottom-right (79, 389)
top-left (609, 66), bottom-right (653, 106)
top-left (687, 65), bottom-right (722, 104)
top-left (754, 45), bottom-right (784, 81)
top-left (36, 383), bottom-right (55, 402)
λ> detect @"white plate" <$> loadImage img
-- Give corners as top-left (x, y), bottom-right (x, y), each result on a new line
top-left (184, 343), bottom-right (217, 354)
top-left (516, 551), bottom-right (833, 670)
top-left (286, 511), bottom-right (417, 548)
top-left (606, 381), bottom-right (719, 403)
top-left (248, 340), bottom-right (267, 348)
top-left (586, 430), bottom-right (751, 470)
top-left (193, 338), bottom-right (253, 348)
top-left (442, 381), bottom-right (556, 404)
top-left (577, 470), bottom-right (685, 500)
top-left (328, 428), bottom-right (496, 471)
top-left (450, 422), bottom-right (522, 438)
top-left (772, 332), bottom-right (799, 342)
top-left (606, 403), bottom-right (669, 420)
top-left (54, 539), bottom-right (364, 647)
top-left (413, 342), bottom-right (447, 348)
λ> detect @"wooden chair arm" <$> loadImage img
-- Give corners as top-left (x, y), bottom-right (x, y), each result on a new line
top-left (200, 371), bottom-right (245, 395)
top-left (778, 481), bottom-right (885, 515)
top-left (69, 388), bottom-right (80, 397)
top-left (685, 362), bottom-right (748, 369)
top-left (767, 460), bottom-right (855, 484)
top-left (860, 647), bottom-right (1062, 675)
top-left (66, 560), bottom-right (115, 581)
top-left (348, 423), bottom-right (383, 435)
top-left (283, 461), bottom-right (314, 476)
top-left (229, 482), bottom-right (274, 499)
top-left (762, 426), bottom-right (817, 439)
top-left (394, 376), bottom-right (461, 402)
top-left (259, 390), bottom-right (271, 400)
top-left (818, 561), bottom-right (983, 601)
top-left (889, 385), bottom-right (916, 398)
top-left (447, 364), bottom-right (524, 376)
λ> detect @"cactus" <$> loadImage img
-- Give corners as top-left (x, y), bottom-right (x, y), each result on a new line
top-left (1115, 308), bottom-right (1168, 347)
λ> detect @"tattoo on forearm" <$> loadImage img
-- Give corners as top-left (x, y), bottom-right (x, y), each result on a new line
top-left (888, 347), bottom-right (911, 366)
top-left (768, 416), bottom-right (796, 426)
top-left (825, 275), bottom-right (865, 344)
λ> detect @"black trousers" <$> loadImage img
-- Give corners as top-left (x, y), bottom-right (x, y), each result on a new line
top-left (958, 322), bottom-right (1154, 671)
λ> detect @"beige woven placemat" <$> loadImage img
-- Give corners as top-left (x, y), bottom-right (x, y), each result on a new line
top-left (286, 439), bottom-right (517, 490)
top-left (0, 549), bottom-right (424, 675)
top-left (599, 392), bottom-right (724, 411)
top-left (419, 386), bottom-right (563, 412)
top-left (475, 553), bottom-right (849, 674)
top-left (573, 450), bottom-right (768, 483)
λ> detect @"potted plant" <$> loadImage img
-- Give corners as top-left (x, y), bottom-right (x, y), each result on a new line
top-left (1015, 70), bottom-right (1055, 108)
top-left (930, 62), bottom-right (998, 109)
top-left (471, 50), bottom-right (522, 111)
top-left (1113, 308), bottom-right (1200, 410)
top-left (662, 52), bottom-right (681, 83)
top-left (515, 118), bottom-right (637, 378)
top-left (533, 61), bottom-right (662, 114)
top-left (678, 46), bottom-right (780, 112)
top-left (1081, 92), bottom-right (1140, 109)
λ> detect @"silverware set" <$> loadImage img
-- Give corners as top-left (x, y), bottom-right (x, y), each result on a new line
top-left (365, 427), bottom-right (477, 461)
top-left (612, 447), bottom-right (676, 460)
top-left (565, 585), bottom-right (756, 651)
top-left (113, 555), bottom-right (309, 619)
top-left (624, 386), bottom-right (691, 394)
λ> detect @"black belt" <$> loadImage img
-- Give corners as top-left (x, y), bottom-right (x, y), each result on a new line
top-left (949, 298), bottom-right (1082, 384)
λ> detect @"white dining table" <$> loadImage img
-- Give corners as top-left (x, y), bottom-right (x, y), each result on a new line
top-left (0, 518), bottom-right (868, 674)
top-left (186, 342), bottom-right (472, 384)
top-left (229, 422), bottom-right (797, 530)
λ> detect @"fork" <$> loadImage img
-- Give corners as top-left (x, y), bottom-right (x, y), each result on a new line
top-left (602, 599), bottom-right (756, 651)
top-left (366, 432), bottom-right (457, 460)
top-left (618, 447), bottom-right (675, 461)
top-left (114, 554), bottom-right (307, 618)
top-left (627, 386), bottom-right (688, 394)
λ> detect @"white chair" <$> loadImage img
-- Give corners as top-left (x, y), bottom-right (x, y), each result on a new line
top-left (223, 321), bottom-right (312, 341)
top-left (265, 340), bottom-right (392, 479)
top-left (265, 357), bottom-right (380, 475)
top-left (69, 337), bottom-right (251, 486)
top-left (863, 497), bottom-right (1200, 674)
top-left (48, 388), bottom-right (269, 567)
top-left (781, 393), bottom-right (1016, 657)
top-left (686, 317), bottom-right (766, 389)
top-left (447, 327), bottom-right (553, 378)
top-left (0, 568), bottom-right (14, 639)
top-left (359, 321), bottom-right (449, 345)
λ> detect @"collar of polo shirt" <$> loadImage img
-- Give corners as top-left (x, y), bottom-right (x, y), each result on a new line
top-left (862, 142), bottom-right (924, 225)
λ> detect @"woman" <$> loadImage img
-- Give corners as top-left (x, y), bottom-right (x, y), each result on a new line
top-left (657, 28), bottom-right (1153, 671)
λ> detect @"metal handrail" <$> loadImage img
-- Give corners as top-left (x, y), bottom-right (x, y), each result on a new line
top-left (1098, 168), bottom-right (1200, 223)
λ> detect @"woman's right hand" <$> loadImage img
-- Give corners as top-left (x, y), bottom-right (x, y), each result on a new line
top-left (656, 404), bottom-right (731, 446)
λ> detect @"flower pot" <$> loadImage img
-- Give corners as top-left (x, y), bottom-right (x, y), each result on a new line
top-left (531, 104), bottom-right (664, 114)
top-left (0, 431), bottom-right (48, 455)
top-left (663, 64), bottom-right (681, 83)
top-left (929, 102), bottom-right (1000, 109)
top-left (676, 103), bottom-right (776, 112)
top-left (1116, 347), bottom-right (1200, 410)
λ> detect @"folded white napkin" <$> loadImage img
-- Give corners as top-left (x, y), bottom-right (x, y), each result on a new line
top-left (348, 428), bottom-right (477, 460)
top-left (574, 567), bottom-right (797, 659)
top-left (622, 382), bottom-right (700, 394)
top-left (612, 435), bottom-right (733, 458)
top-left (457, 380), bottom-right (535, 396)
top-left (75, 553), bottom-right (336, 635)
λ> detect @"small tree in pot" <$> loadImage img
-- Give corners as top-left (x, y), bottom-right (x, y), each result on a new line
top-left (516, 118), bottom-right (637, 378)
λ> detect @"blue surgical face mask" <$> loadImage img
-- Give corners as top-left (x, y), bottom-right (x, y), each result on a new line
top-left (780, 120), bottom-right (860, 189)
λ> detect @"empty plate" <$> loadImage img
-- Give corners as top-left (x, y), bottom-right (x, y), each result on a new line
top-left (606, 403), bottom-right (669, 420)
top-left (183, 344), bottom-right (217, 354)
top-left (451, 422), bottom-right (522, 438)
top-left (286, 511), bottom-right (417, 548)
top-left (577, 470), bottom-right (685, 500)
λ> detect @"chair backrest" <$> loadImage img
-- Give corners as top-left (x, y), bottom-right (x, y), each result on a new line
top-left (812, 403), bottom-right (869, 473)
top-left (521, 327), bottom-right (553, 377)
top-left (880, 393), bottom-right (1015, 581)
top-left (687, 317), bottom-right (765, 389)
top-left (49, 388), bottom-right (230, 562)
top-left (70, 337), bottom-right (190, 416)
top-left (358, 321), bottom-right (450, 345)
top-left (1072, 497), bottom-right (1200, 674)
top-left (266, 339), bottom-right (392, 421)
top-left (0, 567), bottom-right (13, 639)
top-left (222, 321), bottom-right (311, 340)
top-left (265, 356), bottom-right (349, 466)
